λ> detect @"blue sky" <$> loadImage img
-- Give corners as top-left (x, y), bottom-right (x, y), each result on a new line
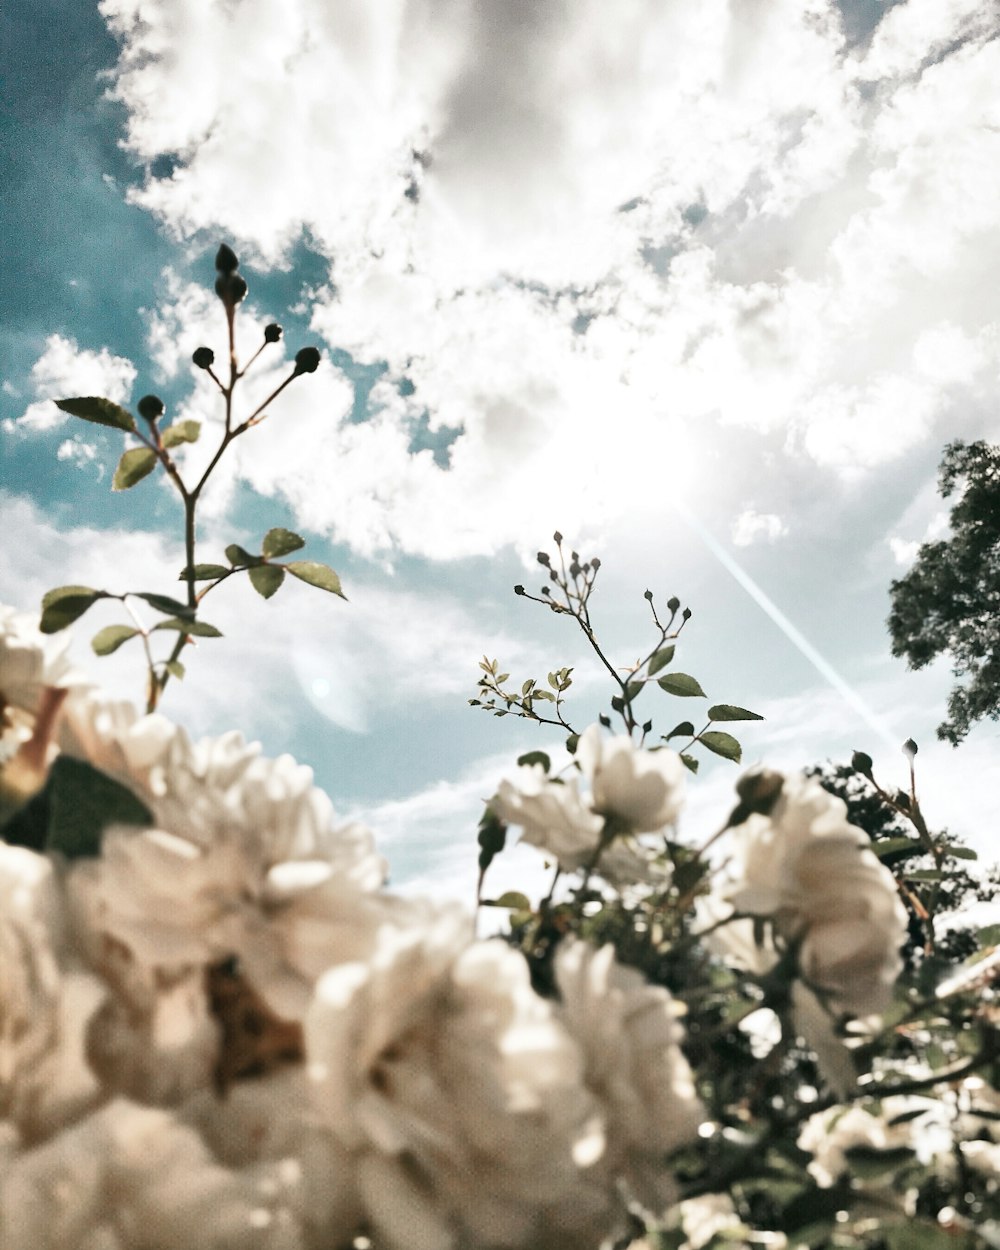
top-left (2, 0), bottom-right (999, 898)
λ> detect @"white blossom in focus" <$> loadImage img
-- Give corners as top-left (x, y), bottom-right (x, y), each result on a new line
top-left (491, 763), bottom-right (604, 873)
top-left (576, 724), bottom-right (685, 833)
top-left (554, 941), bottom-right (703, 1215)
top-left (306, 899), bottom-right (619, 1250)
top-left (0, 1099), bottom-right (305, 1249)
top-left (717, 772), bottom-right (907, 1016)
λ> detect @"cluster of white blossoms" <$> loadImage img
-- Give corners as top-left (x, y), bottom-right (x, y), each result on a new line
top-left (0, 609), bottom-right (713, 1249)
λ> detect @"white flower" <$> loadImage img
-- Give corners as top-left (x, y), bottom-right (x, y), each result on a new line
top-left (0, 1099), bottom-right (305, 1249)
top-left (675, 1193), bottom-right (750, 1249)
top-left (798, 1097), bottom-right (950, 1188)
top-left (491, 763), bottom-right (604, 872)
top-left (718, 772), bottom-right (907, 1016)
top-left (554, 941), bottom-right (704, 1215)
top-left (0, 605), bottom-right (85, 718)
top-left (306, 901), bottom-right (618, 1250)
top-left (576, 724), bottom-right (685, 833)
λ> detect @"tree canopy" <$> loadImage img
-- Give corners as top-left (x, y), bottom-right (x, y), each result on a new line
top-left (888, 439), bottom-right (1000, 744)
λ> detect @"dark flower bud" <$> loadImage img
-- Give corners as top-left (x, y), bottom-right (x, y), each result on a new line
top-left (851, 751), bottom-right (874, 780)
top-left (667, 596), bottom-right (680, 613)
top-left (215, 272), bottom-right (248, 306)
top-left (264, 323), bottom-right (283, 343)
top-left (192, 346), bottom-right (215, 369)
top-left (902, 738), bottom-right (918, 759)
top-left (513, 584), bottom-right (525, 595)
top-left (215, 243), bottom-right (239, 274)
top-left (553, 531), bottom-right (563, 544)
top-left (137, 394), bottom-right (164, 421)
top-left (537, 552), bottom-right (550, 566)
top-left (735, 768), bottom-right (785, 817)
top-left (293, 346), bottom-right (321, 375)
top-left (682, 607), bottom-right (692, 620)
top-left (591, 557), bottom-right (601, 570)
top-left (644, 589), bottom-right (653, 600)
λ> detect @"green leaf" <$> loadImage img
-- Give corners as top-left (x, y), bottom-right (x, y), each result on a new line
top-left (885, 1223), bottom-right (956, 1250)
top-left (657, 672), bottom-right (706, 698)
top-left (55, 396), bottom-right (135, 432)
top-left (843, 1144), bottom-right (915, 1180)
top-left (517, 751), bottom-right (551, 772)
top-left (680, 753), bottom-right (699, 774)
top-left (160, 419), bottom-right (201, 448)
top-left (134, 593), bottom-right (195, 619)
top-left (165, 659), bottom-right (185, 680)
top-left (248, 565), bottom-right (285, 599)
top-left (491, 891), bottom-right (532, 911)
top-left (947, 845), bottom-right (978, 860)
top-left (565, 733), bottom-right (579, 755)
top-left (262, 527), bottom-right (305, 558)
top-left (91, 624), bottom-right (140, 656)
top-left (39, 585), bottom-right (106, 634)
top-left (112, 446), bottom-right (158, 491)
top-left (978, 924), bottom-right (1000, 947)
top-left (225, 544), bottom-right (263, 567)
top-left (904, 868), bottom-right (943, 881)
top-left (647, 646), bottom-right (675, 676)
top-left (1, 756), bottom-right (152, 859)
top-left (699, 730), bottom-right (742, 763)
top-left (285, 561), bottom-right (346, 598)
top-left (707, 704), bottom-right (765, 722)
top-left (665, 720), bottom-right (695, 740)
top-left (179, 563), bottom-right (230, 581)
top-left (872, 836), bottom-right (924, 859)
top-left (152, 617), bottom-right (223, 638)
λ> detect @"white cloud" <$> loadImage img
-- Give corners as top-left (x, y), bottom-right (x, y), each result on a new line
top-left (83, 0), bottom-right (1000, 563)
top-left (56, 439), bottom-right (102, 474)
top-left (13, 334), bottom-right (136, 433)
top-left (888, 508), bottom-right (950, 566)
top-left (731, 509), bottom-right (788, 548)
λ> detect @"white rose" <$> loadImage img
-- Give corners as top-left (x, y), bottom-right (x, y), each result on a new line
top-left (576, 724), bottom-right (685, 833)
top-left (0, 1099), bottom-right (305, 1249)
top-left (306, 901), bottom-right (618, 1249)
top-left (554, 941), bottom-right (704, 1216)
top-left (491, 764), bottom-right (604, 872)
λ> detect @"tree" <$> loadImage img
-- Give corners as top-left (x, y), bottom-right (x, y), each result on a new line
top-left (887, 439), bottom-right (1000, 744)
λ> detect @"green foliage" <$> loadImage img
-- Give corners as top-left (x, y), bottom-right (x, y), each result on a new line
top-left (285, 560), bottom-right (346, 597)
top-left (249, 564), bottom-right (285, 599)
top-left (0, 756), bottom-right (152, 859)
top-left (887, 439), bottom-right (1000, 744)
top-left (152, 617), bottom-right (223, 637)
top-left (160, 419), bottom-right (201, 448)
top-left (262, 527), bottom-right (305, 558)
top-left (55, 395), bottom-right (136, 431)
top-left (39, 585), bottom-right (107, 633)
top-left (112, 446), bottom-right (158, 490)
top-left (91, 623), bottom-right (140, 655)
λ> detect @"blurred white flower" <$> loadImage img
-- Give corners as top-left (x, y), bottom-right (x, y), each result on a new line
top-left (306, 900), bottom-right (618, 1249)
top-left (798, 1096), bottom-right (950, 1188)
top-left (0, 1098), bottom-right (305, 1249)
top-left (576, 724), bottom-right (685, 833)
top-left (718, 772), bottom-right (907, 1017)
top-left (675, 1193), bottom-right (749, 1249)
top-left (554, 941), bottom-right (703, 1215)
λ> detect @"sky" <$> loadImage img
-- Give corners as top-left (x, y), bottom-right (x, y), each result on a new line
top-left (2, 0), bottom-right (999, 902)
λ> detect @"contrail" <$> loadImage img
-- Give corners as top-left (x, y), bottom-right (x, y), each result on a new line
top-left (673, 496), bottom-right (899, 753)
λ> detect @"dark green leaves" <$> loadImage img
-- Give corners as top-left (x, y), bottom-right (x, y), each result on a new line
top-left (179, 564), bottom-right (230, 581)
top-left (161, 420), bottom-right (201, 448)
top-left (262, 528), bottom-right (305, 558)
top-left (286, 561), bottom-right (346, 598)
top-left (699, 731), bottom-right (742, 763)
top-left (113, 447), bottom-right (158, 491)
top-left (55, 396), bottom-right (136, 432)
top-left (491, 891), bottom-right (531, 911)
top-left (152, 617), bottom-right (223, 637)
top-left (477, 807), bottom-right (507, 874)
top-left (40, 585), bottom-right (107, 633)
top-left (135, 593), bottom-right (194, 618)
top-left (665, 721), bottom-right (695, 740)
top-left (648, 646), bottom-right (676, 676)
top-left (249, 565), bottom-right (285, 599)
top-left (517, 751), bottom-right (551, 772)
top-left (658, 672), bottom-right (706, 698)
top-left (708, 704), bottom-right (764, 722)
top-left (0, 756), bottom-right (152, 859)
top-left (91, 624), bottom-right (140, 656)
top-left (225, 544), bottom-right (263, 567)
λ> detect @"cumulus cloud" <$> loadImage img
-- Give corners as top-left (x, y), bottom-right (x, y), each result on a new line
top-left (10, 334), bottom-right (136, 433)
top-left (75, 0), bottom-right (1000, 561)
top-left (731, 509), bottom-right (788, 548)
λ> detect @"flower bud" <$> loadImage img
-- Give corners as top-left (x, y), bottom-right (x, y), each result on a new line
top-left (553, 531), bottom-right (563, 544)
top-left (851, 751), bottom-right (874, 780)
top-left (264, 323), bottom-right (283, 343)
top-left (215, 243), bottom-right (239, 274)
top-left (537, 552), bottom-right (550, 566)
top-left (735, 768), bottom-right (784, 817)
top-left (215, 272), bottom-right (248, 306)
top-left (137, 394), bottom-right (165, 421)
top-left (293, 346), bottom-right (321, 375)
top-left (643, 589), bottom-right (653, 600)
top-left (682, 607), bottom-right (692, 620)
top-left (514, 584), bottom-right (525, 595)
top-left (192, 347), bottom-right (215, 369)
top-left (666, 596), bottom-right (680, 613)
top-left (591, 557), bottom-right (601, 570)
top-left (902, 738), bottom-right (918, 759)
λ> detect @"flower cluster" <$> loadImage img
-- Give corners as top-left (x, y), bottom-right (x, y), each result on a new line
top-left (0, 609), bottom-right (708, 1249)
